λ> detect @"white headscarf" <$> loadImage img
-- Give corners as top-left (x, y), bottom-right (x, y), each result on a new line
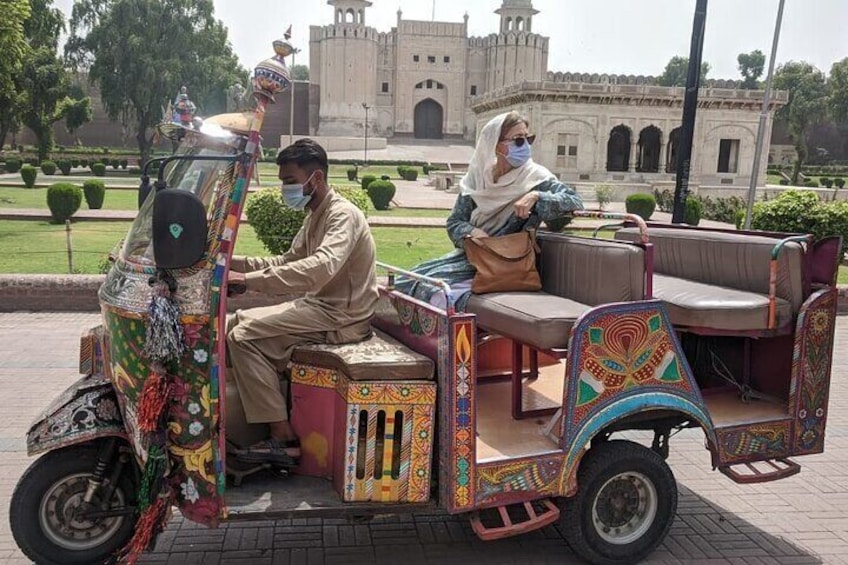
top-left (460, 112), bottom-right (555, 234)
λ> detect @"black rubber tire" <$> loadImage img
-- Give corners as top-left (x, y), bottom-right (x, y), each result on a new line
top-left (10, 443), bottom-right (138, 565)
top-left (561, 440), bottom-right (677, 565)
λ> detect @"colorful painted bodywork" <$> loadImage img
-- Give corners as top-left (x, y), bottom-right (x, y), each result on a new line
top-left (373, 290), bottom-right (715, 513)
top-left (289, 362), bottom-right (436, 503)
top-left (26, 373), bottom-right (126, 456)
top-left (708, 288), bottom-right (838, 467)
top-left (791, 288), bottom-right (837, 455)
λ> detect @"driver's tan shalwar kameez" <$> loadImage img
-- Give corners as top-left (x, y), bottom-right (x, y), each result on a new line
top-left (227, 191), bottom-right (378, 423)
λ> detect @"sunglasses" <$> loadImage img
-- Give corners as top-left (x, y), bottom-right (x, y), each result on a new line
top-left (501, 134), bottom-right (536, 147)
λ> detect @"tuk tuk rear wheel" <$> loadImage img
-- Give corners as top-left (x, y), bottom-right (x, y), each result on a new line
top-left (561, 440), bottom-right (677, 565)
top-left (10, 443), bottom-right (139, 565)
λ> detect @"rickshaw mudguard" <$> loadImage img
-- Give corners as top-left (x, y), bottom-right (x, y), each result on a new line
top-left (559, 300), bottom-right (717, 494)
top-left (26, 372), bottom-right (126, 456)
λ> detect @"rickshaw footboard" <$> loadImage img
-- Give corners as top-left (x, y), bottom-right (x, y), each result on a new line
top-left (718, 458), bottom-right (800, 484)
top-left (470, 499), bottom-right (560, 541)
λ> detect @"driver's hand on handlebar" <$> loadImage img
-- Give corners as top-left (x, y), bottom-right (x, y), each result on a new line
top-left (227, 271), bottom-right (247, 297)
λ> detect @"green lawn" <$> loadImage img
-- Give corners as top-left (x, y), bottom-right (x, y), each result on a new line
top-left (2, 216), bottom-right (839, 284)
top-left (0, 187), bottom-right (138, 210)
top-left (0, 221), bottom-right (452, 274)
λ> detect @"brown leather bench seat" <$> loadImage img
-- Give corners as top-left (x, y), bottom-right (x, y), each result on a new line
top-left (466, 234), bottom-right (647, 350)
top-left (653, 274), bottom-right (793, 331)
top-left (291, 328), bottom-right (434, 381)
top-left (467, 292), bottom-right (590, 350)
top-left (615, 227), bottom-right (804, 331)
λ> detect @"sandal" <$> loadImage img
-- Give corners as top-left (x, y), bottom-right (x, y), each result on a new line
top-left (234, 437), bottom-right (300, 467)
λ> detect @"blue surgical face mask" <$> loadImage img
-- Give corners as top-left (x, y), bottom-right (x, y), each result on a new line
top-left (506, 141), bottom-right (532, 168)
top-left (280, 172), bottom-right (315, 210)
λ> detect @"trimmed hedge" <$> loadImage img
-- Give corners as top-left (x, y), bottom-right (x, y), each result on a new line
top-left (836, 177), bottom-right (846, 189)
top-left (684, 198), bottom-right (702, 226)
top-left (246, 186), bottom-right (370, 255)
top-left (360, 175), bottom-right (377, 191)
top-left (20, 165), bottom-right (38, 188)
top-left (346, 167), bottom-right (357, 181)
top-left (4, 158), bottom-right (22, 174)
top-left (423, 164), bottom-right (446, 175)
top-left (366, 180), bottom-right (396, 210)
top-left (91, 163), bottom-right (107, 177)
top-left (83, 180), bottom-right (106, 209)
top-left (40, 161), bottom-right (57, 175)
top-left (625, 193), bottom-right (656, 221)
top-left (397, 166), bottom-right (419, 181)
top-left (46, 182), bottom-right (83, 223)
top-left (57, 159), bottom-right (72, 176)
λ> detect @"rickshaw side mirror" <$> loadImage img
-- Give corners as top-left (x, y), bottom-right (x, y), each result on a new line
top-left (152, 189), bottom-right (208, 269)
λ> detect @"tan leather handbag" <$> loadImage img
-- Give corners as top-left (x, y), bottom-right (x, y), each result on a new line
top-left (464, 230), bottom-right (542, 294)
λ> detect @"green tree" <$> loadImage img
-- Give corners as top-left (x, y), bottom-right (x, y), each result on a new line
top-left (67, 0), bottom-right (248, 164)
top-left (61, 85), bottom-right (94, 145)
top-left (658, 56), bottom-right (710, 87)
top-left (291, 64), bottom-right (309, 81)
top-left (828, 58), bottom-right (848, 125)
top-left (0, 0), bottom-right (31, 148)
top-left (737, 49), bottom-right (766, 89)
top-left (19, 47), bottom-right (73, 161)
top-left (774, 61), bottom-right (828, 183)
top-left (17, 0), bottom-right (73, 161)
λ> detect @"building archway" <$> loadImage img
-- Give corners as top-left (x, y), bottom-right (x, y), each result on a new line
top-left (606, 125), bottom-right (631, 172)
top-left (637, 125), bottom-right (662, 172)
top-left (414, 99), bottom-right (443, 139)
top-left (666, 127), bottom-right (681, 173)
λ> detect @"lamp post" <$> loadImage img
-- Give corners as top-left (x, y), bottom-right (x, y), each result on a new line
top-left (671, 0), bottom-right (708, 224)
top-left (743, 0), bottom-right (785, 229)
top-left (289, 47), bottom-right (301, 146)
top-left (362, 102), bottom-right (371, 167)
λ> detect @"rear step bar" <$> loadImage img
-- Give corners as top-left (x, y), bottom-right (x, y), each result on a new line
top-left (470, 499), bottom-right (560, 541)
top-left (719, 458), bottom-right (800, 484)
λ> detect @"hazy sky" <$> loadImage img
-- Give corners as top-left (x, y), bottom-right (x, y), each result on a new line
top-left (52, 0), bottom-right (847, 79)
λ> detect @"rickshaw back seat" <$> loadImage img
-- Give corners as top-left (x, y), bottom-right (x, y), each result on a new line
top-left (615, 227), bottom-right (804, 331)
top-left (466, 234), bottom-right (647, 350)
top-left (291, 328), bottom-right (435, 381)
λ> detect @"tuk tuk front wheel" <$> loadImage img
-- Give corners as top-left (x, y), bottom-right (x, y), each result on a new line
top-left (561, 440), bottom-right (677, 565)
top-left (10, 443), bottom-right (139, 565)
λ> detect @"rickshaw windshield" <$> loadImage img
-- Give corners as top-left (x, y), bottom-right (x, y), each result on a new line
top-left (120, 141), bottom-right (237, 267)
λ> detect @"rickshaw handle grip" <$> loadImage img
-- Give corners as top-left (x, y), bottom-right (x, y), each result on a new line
top-left (572, 211), bottom-right (650, 244)
top-left (377, 261), bottom-right (455, 315)
top-left (768, 235), bottom-right (813, 329)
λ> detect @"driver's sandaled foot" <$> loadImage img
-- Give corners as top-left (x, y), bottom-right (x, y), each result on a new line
top-left (235, 438), bottom-right (300, 466)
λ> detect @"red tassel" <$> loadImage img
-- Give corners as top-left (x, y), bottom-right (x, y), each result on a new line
top-left (137, 372), bottom-right (169, 432)
top-left (118, 496), bottom-right (170, 564)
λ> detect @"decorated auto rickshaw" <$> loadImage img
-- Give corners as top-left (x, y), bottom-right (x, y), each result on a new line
top-left (9, 40), bottom-right (841, 565)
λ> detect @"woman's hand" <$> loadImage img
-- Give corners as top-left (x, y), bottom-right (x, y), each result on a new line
top-left (513, 191), bottom-right (540, 219)
top-left (467, 228), bottom-right (488, 239)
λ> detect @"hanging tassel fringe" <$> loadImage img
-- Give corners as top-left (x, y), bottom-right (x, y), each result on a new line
top-left (137, 445), bottom-right (168, 511)
top-left (137, 369), bottom-right (170, 433)
top-left (117, 495), bottom-right (171, 565)
top-left (143, 272), bottom-right (185, 364)
top-left (122, 271), bottom-right (185, 561)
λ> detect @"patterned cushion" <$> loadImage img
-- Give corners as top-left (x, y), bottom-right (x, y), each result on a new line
top-left (291, 329), bottom-right (435, 381)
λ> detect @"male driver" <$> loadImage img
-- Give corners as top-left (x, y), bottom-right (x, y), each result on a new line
top-left (227, 138), bottom-right (378, 465)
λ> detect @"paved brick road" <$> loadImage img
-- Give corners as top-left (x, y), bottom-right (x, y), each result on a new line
top-left (1, 313), bottom-right (846, 564)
